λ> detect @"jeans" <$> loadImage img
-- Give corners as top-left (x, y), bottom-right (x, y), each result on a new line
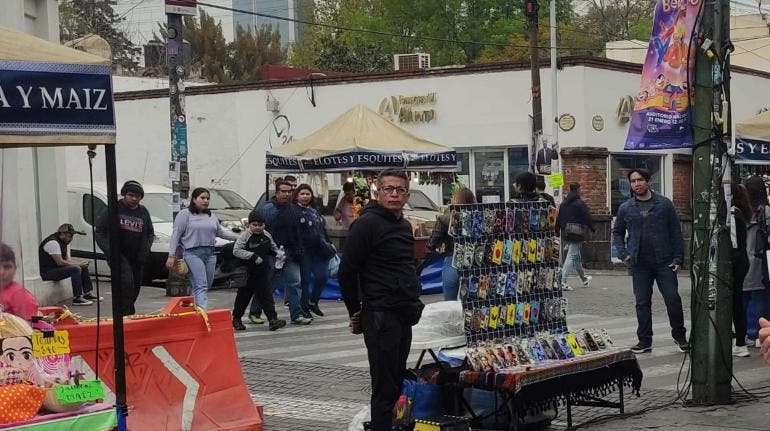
top-left (183, 246), bottom-right (216, 310)
top-left (250, 256), bottom-right (275, 317)
top-left (561, 241), bottom-right (587, 287)
top-left (362, 310), bottom-right (412, 431)
top-left (273, 260), bottom-right (303, 320)
top-left (744, 289), bottom-right (770, 340)
top-left (631, 262), bottom-right (686, 346)
top-left (301, 254), bottom-right (329, 308)
top-left (41, 266), bottom-right (93, 298)
top-left (442, 255), bottom-right (459, 300)
top-left (234, 263), bottom-right (277, 321)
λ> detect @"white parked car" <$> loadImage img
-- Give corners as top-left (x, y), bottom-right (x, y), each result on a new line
top-left (67, 183), bottom-right (241, 283)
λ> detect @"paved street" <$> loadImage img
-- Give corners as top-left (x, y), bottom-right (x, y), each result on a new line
top-left (72, 271), bottom-right (770, 430)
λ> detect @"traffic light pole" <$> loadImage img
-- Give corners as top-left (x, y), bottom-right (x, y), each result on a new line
top-left (690, 0), bottom-right (733, 404)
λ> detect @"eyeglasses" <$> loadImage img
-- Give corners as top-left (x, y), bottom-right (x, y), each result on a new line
top-left (380, 186), bottom-right (409, 196)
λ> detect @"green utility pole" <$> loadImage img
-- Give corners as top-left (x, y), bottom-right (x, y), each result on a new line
top-left (690, 0), bottom-right (733, 404)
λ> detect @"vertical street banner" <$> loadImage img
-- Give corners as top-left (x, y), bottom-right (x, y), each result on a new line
top-left (624, 0), bottom-right (701, 150)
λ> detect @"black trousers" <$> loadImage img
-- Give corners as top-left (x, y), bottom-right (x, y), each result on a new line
top-left (107, 256), bottom-right (142, 316)
top-left (733, 259), bottom-right (750, 346)
top-left (233, 263), bottom-right (277, 321)
top-left (362, 309), bottom-right (412, 431)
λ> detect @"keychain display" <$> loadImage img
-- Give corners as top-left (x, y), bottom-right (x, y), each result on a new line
top-left (451, 201), bottom-right (619, 372)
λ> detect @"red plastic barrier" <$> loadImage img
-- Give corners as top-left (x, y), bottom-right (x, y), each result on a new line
top-left (40, 297), bottom-right (262, 431)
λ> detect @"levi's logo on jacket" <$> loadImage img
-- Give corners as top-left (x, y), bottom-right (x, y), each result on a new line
top-left (119, 215), bottom-right (144, 233)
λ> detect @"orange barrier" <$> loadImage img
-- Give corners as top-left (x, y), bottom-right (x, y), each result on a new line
top-left (40, 297), bottom-right (263, 431)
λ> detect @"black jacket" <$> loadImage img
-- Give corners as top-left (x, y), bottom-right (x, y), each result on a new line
top-left (95, 200), bottom-right (154, 264)
top-left (339, 202), bottom-right (424, 319)
top-left (556, 192), bottom-right (594, 233)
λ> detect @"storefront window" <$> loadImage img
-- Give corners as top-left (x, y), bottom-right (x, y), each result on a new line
top-left (508, 147), bottom-right (530, 199)
top-left (610, 154), bottom-right (663, 215)
top-left (475, 151), bottom-right (505, 203)
top-left (442, 152), bottom-right (470, 204)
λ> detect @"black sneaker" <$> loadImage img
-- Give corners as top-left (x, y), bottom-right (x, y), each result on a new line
top-left (269, 319), bottom-right (287, 331)
top-left (72, 297), bottom-right (93, 306)
top-left (308, 303), bottom-right (324, 317)
top-left (630, 343), bottom-right (652, 354)
top-left (232, 319), bottom-right (246, 331)
top-left (675, 338), bottom-right (690, 353)
top-left (83, 293), bottom-right (103, 302)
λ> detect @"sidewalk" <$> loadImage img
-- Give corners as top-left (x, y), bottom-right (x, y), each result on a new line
top-left (70, 272), bottom-right (770, 430)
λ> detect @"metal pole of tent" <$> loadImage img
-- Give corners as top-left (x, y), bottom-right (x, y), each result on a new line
top-left (105, 145), bottom-right (128, 429)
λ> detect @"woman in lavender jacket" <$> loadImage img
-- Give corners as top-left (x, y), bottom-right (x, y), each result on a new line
top-left (166, 187), bottom-right (239, 309)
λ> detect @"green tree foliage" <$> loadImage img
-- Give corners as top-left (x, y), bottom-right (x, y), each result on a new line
top-left (153, 12), bottom-right (286, 83)
top-left (227, 24), bottom-right (287, 81)
top-left (183, 11), bottom-right (229, 83)
top-left (289, 0), bottom-right (602, 72)
top-left (578, 0), bottom-right (656, 43)
top-left (58, 0), bottom-right (140, 72)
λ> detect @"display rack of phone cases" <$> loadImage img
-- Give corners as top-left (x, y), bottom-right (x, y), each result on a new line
top-left (448, 201), bottom-right (615, 372)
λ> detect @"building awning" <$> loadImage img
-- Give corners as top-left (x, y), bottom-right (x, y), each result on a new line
top-left (266, 104), bottom-right (456, 172)
top-left (735, 110), bottom-right (770, 165)
top-left (0, 25), bottom-right (115, 147)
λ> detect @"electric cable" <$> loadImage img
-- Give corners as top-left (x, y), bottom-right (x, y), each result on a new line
top-left (195, 1), bottom-right (662, 51)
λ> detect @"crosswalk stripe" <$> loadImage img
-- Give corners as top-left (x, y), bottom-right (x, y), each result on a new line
top-left (234, 301), bottom-right (770, 391)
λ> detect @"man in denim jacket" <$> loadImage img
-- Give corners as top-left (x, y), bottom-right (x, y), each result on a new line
top-left (612, 168), bottom-right (688, 354)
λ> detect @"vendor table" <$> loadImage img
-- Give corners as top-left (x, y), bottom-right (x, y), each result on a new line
top-left (456, 349), bottom-right (643, 430)
top-left (0, 403), bottom-right (116, 431)
top-left (412, 335), bottom-right (466, 369)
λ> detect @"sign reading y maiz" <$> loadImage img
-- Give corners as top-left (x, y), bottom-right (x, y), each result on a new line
top-left (0, 61), bottom-right (115, 140)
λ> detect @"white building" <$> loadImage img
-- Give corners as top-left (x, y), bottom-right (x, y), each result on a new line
top-left (65, 56), bottom-right (770, 266)
top-left (0, 0), bottom-right (72, 304)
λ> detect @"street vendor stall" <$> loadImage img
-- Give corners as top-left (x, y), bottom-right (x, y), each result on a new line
top-left (735, 110), bottom-right (770, 165)
top-left (265, 103), bottom-right (458, 254)
top-left (0, 25), bottom-right (124, 430)
top-left (401, 201), bottom-right (644, 430)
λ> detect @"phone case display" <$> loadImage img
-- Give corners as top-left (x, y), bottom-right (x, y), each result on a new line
top-left (450, 201), bottom-right (614, 372)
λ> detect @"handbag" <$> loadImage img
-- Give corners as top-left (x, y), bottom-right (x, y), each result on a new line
top-left (564, 222), bottom-right (588, 242)
top-left (327, 254), bottom-right (340, 279)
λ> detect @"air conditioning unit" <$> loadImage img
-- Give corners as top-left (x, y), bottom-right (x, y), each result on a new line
top-left (266, 96), bottom-right (280, 113)
top-left (394, 53), bottom-right (431, 71)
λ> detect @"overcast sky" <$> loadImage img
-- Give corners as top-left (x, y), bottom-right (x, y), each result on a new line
top-left (114, 0), bottom-right (236, 47)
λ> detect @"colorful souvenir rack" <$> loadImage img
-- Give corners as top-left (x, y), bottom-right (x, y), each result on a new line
top-left (448, 200), bottom-right (615, 372)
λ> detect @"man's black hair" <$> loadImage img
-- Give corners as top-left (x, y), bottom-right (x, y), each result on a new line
top-left (248, 211), bottom-right (266, 224)
top-left (0, 242), bottom-right (15, 263)
top-left (569, 182), bottom-right (580, 192)
top-left (376, 169), bottom-right (409, 187)
top-left (535, 175), bottom-right (546, 191)
top-left (342, 182), bottom-right (355, 193)
top-left (284, 175), bottom-right (297, 183)
top-left (515, 172), bottom-right (537, 193)
top-left (628, 168), bottom-right (651, 182)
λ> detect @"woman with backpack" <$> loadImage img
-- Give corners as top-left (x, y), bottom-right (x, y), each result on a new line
top-left (556, 182), bottom-right (595, 291)
top-left (742, 176), bottom-right (770, 349)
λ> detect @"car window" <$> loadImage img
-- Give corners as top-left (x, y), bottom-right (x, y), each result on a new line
top-left (407, 190), bottom-right (438, 211)
top-left (210, 189), bottom-right (253, 210)
top-left (142, 194), bottom-right (175, 223)
top-left (83, 194), bottom-right (107, 226)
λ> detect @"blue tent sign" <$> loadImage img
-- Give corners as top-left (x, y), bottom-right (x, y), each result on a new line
top-left (174, 121), bottom-right (188, 158)
top-left (735, 137), bottom-right (770, 165)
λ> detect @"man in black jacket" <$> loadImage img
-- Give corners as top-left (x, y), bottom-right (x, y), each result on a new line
top-left (556, 182), bottom-right (594, 291)
top-left (339, 169), bottom-right (424, 431)
top-left (95, 180), bottom-right (154, 316)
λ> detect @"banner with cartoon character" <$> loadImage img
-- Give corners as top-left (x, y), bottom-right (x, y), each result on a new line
top-left (625, 0), bottom-right (701, 150)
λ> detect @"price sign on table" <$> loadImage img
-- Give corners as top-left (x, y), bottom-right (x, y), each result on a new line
top-left (55, 380), bottom-right (105, 404)
top-left (31, 330), bottom-right (70, 357)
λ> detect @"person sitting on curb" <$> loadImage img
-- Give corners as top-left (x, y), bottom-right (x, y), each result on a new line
top-left (38, 224), bottom-right (102, 305)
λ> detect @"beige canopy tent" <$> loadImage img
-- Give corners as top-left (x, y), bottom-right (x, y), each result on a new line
top-left (0, 24), bottom-right (115, 146)
top-left (735, 110), bottom-right (770, 164)
top-left (0, 24), bottom-right (127, 426)
top-left (266, 104), bottom-right (456, 172)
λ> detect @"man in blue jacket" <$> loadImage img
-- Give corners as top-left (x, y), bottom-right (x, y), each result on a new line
top-left (612, 168), bottom-right (687, 354)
